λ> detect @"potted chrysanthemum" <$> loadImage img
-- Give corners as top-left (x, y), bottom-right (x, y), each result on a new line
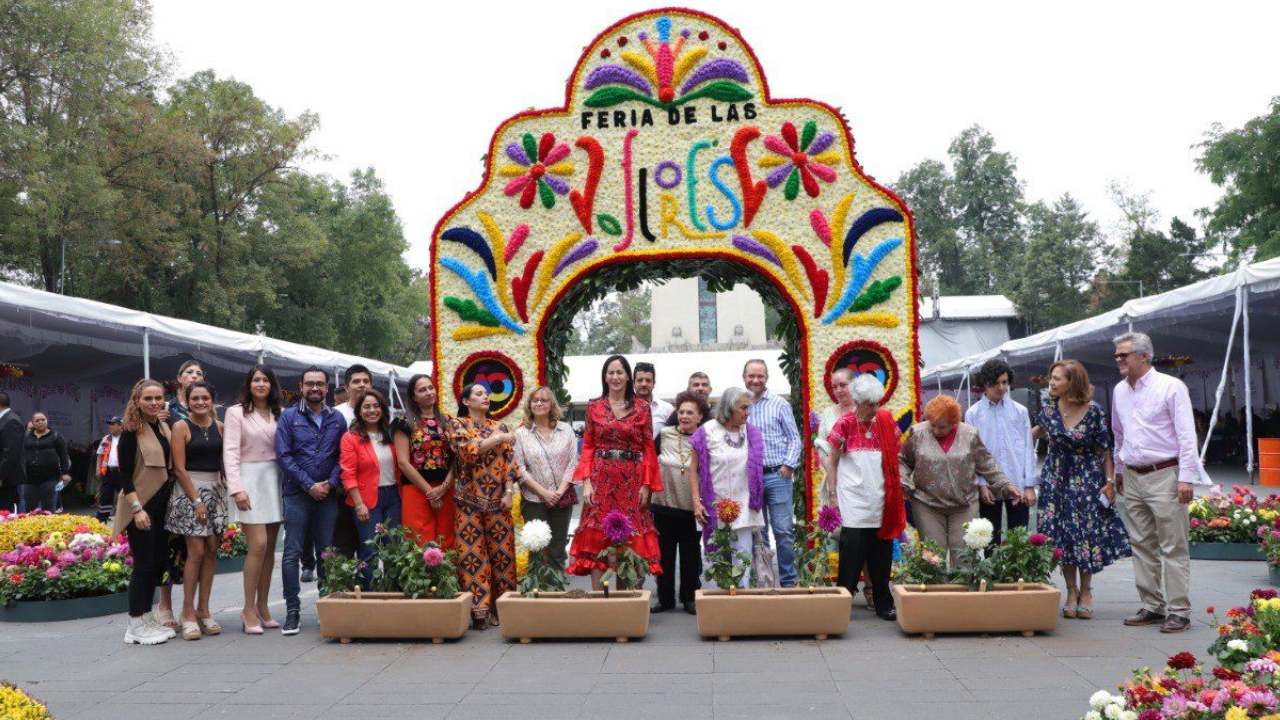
top-left (314, 525), bottom-right (472, 643)
top-left (496, 518), bottom-right (652, 644)
top-left (891, 524), bottom-right (1062, 638)
top-left (694, 500), bottom-right (852, 641)
top-left (0, 514), bottom-right (132, 623)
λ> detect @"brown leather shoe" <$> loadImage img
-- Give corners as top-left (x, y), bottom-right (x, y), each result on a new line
top-left (1160, 615), bottom-right (1191, 633)
top-left (1123, 609), bottom-right (1167, 626)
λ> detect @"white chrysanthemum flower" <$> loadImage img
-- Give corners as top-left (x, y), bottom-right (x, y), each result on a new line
top-left (1119, 711), bottom-right (1137, 720)
top-left (1228, 638), bottom-right (1249, 652)
top-left (518, 519), bottom-right (553, 552)
top-left (1103, 702), bottom-right (1123, 720)
top-left (962, 518), bottom-right (995, 549)
top-left (70, 533), bottom-right (106, 548)
top-left (1084, 711), bottom-right (1102, 720)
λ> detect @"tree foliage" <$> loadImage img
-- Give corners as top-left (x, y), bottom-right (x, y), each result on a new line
top-left (1197, 96), bottom-right (1280, 261)
top-left (0, 0), bottom-right (426, 364)
top-left (566, 286), bottom-right (653, 355)
top-left (1012, 195), bottom-right (1102, 332)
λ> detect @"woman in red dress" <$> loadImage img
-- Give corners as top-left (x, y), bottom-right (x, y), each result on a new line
top-left (568, 355), bottom-right (663, 588)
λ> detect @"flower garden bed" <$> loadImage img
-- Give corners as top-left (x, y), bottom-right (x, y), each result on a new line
top-left (214, 523), bottom-right (247, 574)
top-left (1, 682), bottom-right (53, 719)
top-left (1187, 485), bottom-right (1274, 561)
top-left (0, 512), bottom-right (131, 622)
top-left (315, 526), bottom-right (469, 642)
top-left (1076, 588), bottom-right (1280, 719)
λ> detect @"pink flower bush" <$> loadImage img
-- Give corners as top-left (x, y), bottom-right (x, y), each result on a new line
top-left (1028, 533), bottom-right (1048, 546)
top-left (601, 511), bottom-right (634, 545)
top-left (817, 506), bottom-right (842, 534)
top-left (422, 547), bottom-right (444, 567)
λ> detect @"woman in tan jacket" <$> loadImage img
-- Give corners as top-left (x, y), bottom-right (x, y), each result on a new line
top-left (115, 379), bottom-right (179, 646)
top-left (899, 395), bottom-right (1020, 560)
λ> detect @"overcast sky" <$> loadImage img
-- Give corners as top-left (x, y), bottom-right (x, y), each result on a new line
top-left (150, 0), bottom-right (1278, 274)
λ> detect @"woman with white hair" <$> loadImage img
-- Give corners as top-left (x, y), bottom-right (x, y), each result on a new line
top-left (822, 374), bottom-right (906, 620)
top-left (688, 386), bottom-right (764, 588)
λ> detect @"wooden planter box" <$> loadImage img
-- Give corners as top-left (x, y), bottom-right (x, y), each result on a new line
top-left (495, 590), bottom-right (651, 643)
top-left (694, 587), bottom-right (852, 641)
top-left (0, 591), bottom-right (128, 623)
top-left (891, 583), bottom-right (1061, 638)
top-left (215, 555), bottom-right (245, 574)
top-left (315, 591), bottom-right (472, 643)
top-left (1189, 542), bottom-right (1264, 561)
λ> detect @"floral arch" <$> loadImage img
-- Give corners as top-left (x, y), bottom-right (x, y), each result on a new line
top-left (429, 7), bottom-right (921, 521)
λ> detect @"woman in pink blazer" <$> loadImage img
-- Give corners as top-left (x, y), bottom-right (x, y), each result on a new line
top-left (339, 389), bottom-right (402, 586)
top-left (223, 366), bottom-right (283, 634)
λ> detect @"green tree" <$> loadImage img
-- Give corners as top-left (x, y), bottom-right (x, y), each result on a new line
top-left (1197, 97), bottom-right (1280, 260)
top-left (0, 0), bottom-right (167, 290)
top-left (1012, 194), bottom-right (1102, 332)
top-left (893, 159), bottom-right (961, 295)
top-left (946, 125), bottom-right (1026, 294)
top-left (566, 286), bottom-right (652, 355)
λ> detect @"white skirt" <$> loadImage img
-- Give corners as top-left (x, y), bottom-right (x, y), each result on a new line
top-left (233, 461), bottom-right (283, 525)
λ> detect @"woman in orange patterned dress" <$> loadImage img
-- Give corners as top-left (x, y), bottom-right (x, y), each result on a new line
top-left (447, 383), bottom-right (518, 628)
top-left (567, 355), bottom-right (663, 589)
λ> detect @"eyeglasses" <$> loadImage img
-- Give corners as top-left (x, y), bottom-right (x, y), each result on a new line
top-left (302, 381), bottom-right (327, 388)
top-left (1113, 352), bottom-right (1132, 361)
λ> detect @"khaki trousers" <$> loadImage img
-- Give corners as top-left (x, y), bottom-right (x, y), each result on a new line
top-left (912, 500), bottom-right (979, 565)
top-left (1120, 466), bottom-right (1190, 617)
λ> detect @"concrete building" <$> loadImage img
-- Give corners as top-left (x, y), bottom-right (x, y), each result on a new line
top-left (649, 277), bottom-right (771, 351)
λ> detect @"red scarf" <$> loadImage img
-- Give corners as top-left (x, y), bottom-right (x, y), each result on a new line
top-left (936, 425), bottom-right (959, 454)
top-left (873, 410), bottom-right (907, 540)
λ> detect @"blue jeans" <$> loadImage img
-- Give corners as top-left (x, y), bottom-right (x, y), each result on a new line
top-left (761, 471), bottom-right (797, 586)
top-left (354, 486), bottom-right (403, 587)
top-left (282, 490), bottom-right (339, 611)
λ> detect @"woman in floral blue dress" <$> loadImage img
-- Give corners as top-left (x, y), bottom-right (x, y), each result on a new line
top-left (1035, 360), bottom-right (1131, 620)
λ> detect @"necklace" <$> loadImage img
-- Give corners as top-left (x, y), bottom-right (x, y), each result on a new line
top-left (854, 415), bottom-right (875, 440)
top-left (724, 426), bottom-right (745, 449)
top-left (675, 434), bottom-right (691, 471)
top-left (191, 418), bottom-right (213, 442)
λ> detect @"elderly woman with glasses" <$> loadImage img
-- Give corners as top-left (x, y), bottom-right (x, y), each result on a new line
top-left (900, 395), bottom-right (1019, 560)
top-left (821, 374), bottom-right (906, 620)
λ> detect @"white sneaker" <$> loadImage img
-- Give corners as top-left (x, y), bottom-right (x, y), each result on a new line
top-left (123, 616), bottom-right (169, 645)
top-left (146, 613), bottom-right (177, 639)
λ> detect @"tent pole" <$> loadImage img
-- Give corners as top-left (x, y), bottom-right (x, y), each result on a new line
top-left (1243, 289), bottom-right (1254, 477)
top-left (1201, 286), bottom-right (1243, 463)
top-left (387, 370), bottom-right (404, 418)
top-left (1054, 341), bottom-right (1063, 362)
top-left (143, 327), bottom-right (151, 379)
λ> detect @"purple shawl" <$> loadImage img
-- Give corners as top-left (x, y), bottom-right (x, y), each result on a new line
top-left (689, 422), bottom-right (764, 543)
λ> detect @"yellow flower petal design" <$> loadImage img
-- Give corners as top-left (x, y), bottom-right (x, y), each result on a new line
top-left (621, 50), bottom-right (659, 88)
top-left (452, 325), bottom-right (512, 341)
top-left (828, 192), bottom-right (855, 301)
top-left (531, 231), bottom-right (583, 313)
top-left (498, 164), bottom-right (527, 177)
top-left (477, 211), bottom-right (520, 323)
top-left (546, 161), bottom-right (575, 176)
top-left (835, 312), bottom-right (900, 328)
top-left (672, 47), bottom-right (708, 87)
top-left (750, 229), bottom-right (811, 304)
top-left (757, 155), bottom-right (787, 168)
top-left (812, 150), bottom-right (841, 166)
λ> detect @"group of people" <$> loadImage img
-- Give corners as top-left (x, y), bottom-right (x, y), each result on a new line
top-left (0, 328), bottom-right (1209, 643)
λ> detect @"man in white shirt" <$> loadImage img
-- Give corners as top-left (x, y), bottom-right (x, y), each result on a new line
top-left (336, 364), bottom-right (374, 427)
top-left (965, 359), bottom-right (1037, 546)
top-left (633, 362), bottom-right (673, 439)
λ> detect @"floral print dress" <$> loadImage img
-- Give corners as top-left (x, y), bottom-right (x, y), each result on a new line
top-left (1036, 400), bottom-right (1132, 574)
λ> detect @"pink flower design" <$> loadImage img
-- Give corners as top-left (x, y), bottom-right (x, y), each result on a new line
top-left (422, 547), bottom-right (445, 568)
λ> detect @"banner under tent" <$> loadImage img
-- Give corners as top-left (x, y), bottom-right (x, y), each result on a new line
top-left (920, 257), bottom-right (1280, 479)
top-left (0, 281), bottom-right (410, 447)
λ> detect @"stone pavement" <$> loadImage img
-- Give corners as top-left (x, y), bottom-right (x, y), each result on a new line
top-left (0, 552), bottom-right (1269, 720)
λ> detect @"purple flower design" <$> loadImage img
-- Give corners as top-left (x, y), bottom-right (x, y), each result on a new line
top-left (601, 510), bottom-right (635, 545)
top-left (817, 506), bottom-right (842, 534)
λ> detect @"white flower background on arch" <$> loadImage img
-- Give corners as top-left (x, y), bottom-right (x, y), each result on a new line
top-left (428, 8), bottom-right (922, 521)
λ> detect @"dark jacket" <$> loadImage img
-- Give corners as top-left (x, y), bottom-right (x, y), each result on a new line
top-left (23, 430), bottom-right (70, 483)
top-left (275, 402), bottom-right (346, 496)
top-left (0, 410), bottom-right (25, 487)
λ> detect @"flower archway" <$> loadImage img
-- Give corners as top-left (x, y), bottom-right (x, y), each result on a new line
top-left (429, 8), bottom-right (921, 522)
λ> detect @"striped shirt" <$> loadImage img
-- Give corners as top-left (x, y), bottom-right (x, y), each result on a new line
top-left (747, 390), bottom-right (802, 470)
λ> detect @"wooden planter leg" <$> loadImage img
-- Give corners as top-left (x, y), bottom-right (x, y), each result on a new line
top-left (923, 632), bottom-right (935, 640)
top-left (339, 637), bottom-right (352, 644)
top-left (814, 634), bottom-right (827, 641)
top-left (519, 637), bottom-right (532, 644)
top-left (432, 638), bottom-right (444, 644)
top-left (1021, 631), bottom-right (1034, 638)
top-left (718, 635), bottom-right (730, 642)
top-left (615, 637), bottom-right (629, 643)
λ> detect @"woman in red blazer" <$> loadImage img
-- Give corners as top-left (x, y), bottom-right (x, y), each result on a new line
top-left (339, 389), bottom-right (402, 586)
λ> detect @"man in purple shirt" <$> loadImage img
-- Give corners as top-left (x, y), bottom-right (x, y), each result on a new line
top-left (1111, 332), bottom-right (1209, 633)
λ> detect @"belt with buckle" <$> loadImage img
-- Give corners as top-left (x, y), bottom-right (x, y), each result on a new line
top-left (763, 464), bottom-right (784, 475)
top-left (595, 449), bottom-right (641, 461)
top-left (1130, 458), bottom-right (1178, 475)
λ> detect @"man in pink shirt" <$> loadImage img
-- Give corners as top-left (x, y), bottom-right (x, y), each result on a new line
top-left (1111, 331), bottom-right (1209, 633)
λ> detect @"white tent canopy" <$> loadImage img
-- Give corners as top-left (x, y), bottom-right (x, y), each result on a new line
top-left (1, 281), bottom-right (410, 445)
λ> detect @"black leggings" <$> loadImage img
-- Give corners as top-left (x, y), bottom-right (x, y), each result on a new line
top-left (836, 527), bottom-right (894, 614)
top-left (125, 483), bottom-right (173, 617)
top-left (653, 506), bottom-right (701, 607)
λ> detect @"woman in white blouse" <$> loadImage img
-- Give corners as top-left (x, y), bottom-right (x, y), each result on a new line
top-left (223, 366), bottom-right (283, 634)
top-left (513, 386), bottom-right (578, 566)
top-left (689, 387), bottom-right (765, 588)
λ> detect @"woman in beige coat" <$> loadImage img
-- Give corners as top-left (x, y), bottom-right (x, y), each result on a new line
top-left (899, 395), bottom-right (1020, 560)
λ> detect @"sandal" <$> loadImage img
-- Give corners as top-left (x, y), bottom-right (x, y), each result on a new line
top-left (182, 620), bottom-right (202, 641)
top-left (862, 586), bottom-right (875, 609)
top-left (1063, 589), bottom-right (1078, 619)
top-left (154, 609), bottom-right (178, 629)
top-left (1076, 592), bottom-right (1094, 620)
top-left (197, 615), bottom-right (222, 636)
